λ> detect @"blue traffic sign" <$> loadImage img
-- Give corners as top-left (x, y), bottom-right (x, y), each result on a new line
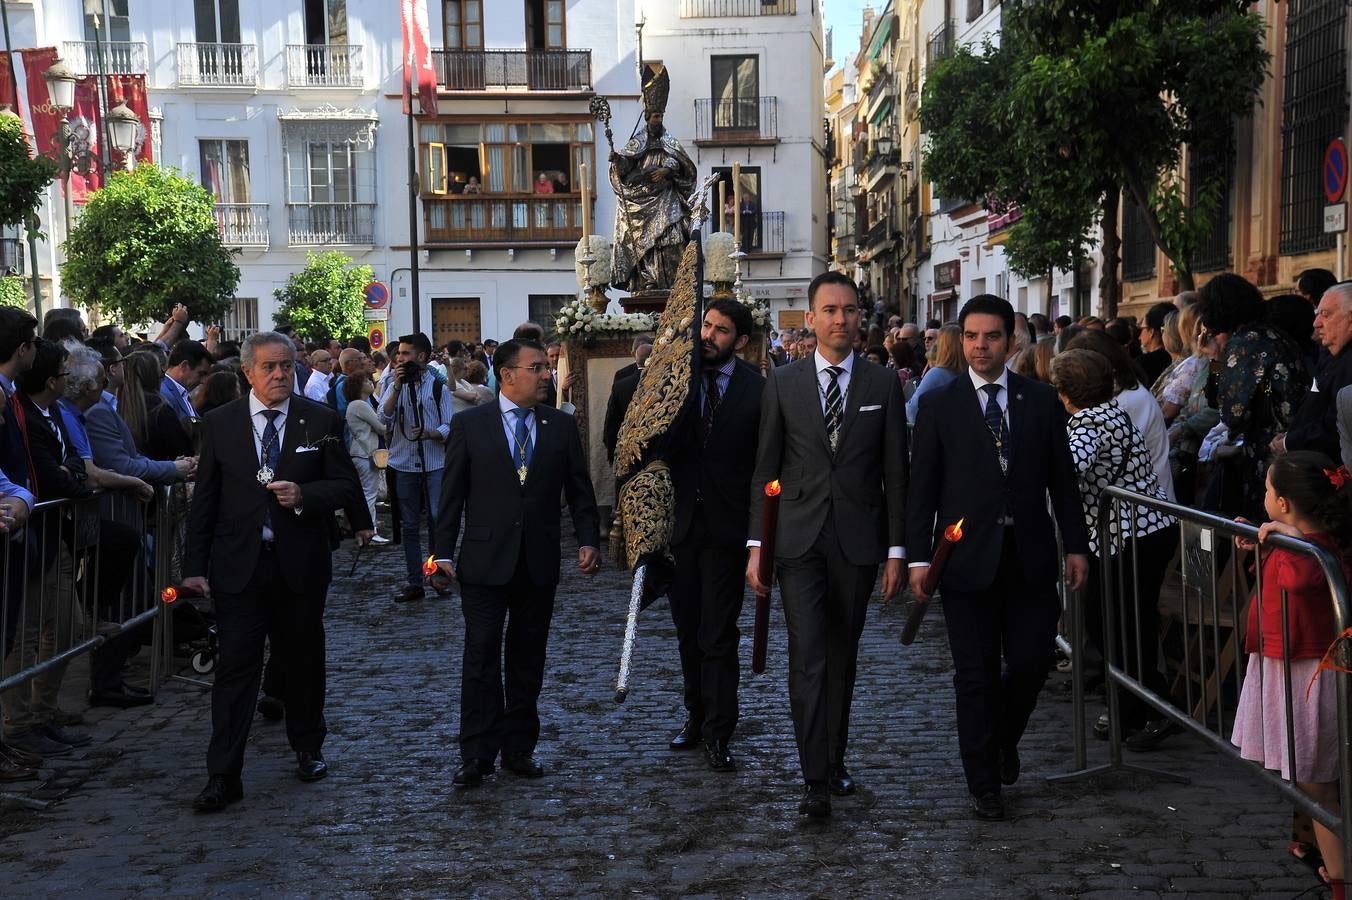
top-left (1325, 139), bottom-right (1347, 204)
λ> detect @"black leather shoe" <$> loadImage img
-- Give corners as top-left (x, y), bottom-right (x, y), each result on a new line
top-left (296, 750), bottom-right (328, 782)
top-left (799, 783), bottom-right (831, 818)
top-left (1125, 718), bottom-right (1180, 752)
top-left (999, 748), bottom-right (1021, 786)
top-left (193, 774), bottom-right (243, 812)
top-left (119, 682), bottom-right (152, 699)
top-left (703, 739), bottom-right (736, 772)
top-left (501, 753), bottom-right (544, 778)
top-left (257, 696), bottom-right (285, 721)
top-left (87, 686), bottom-right (154, 709)
top-left (668, 719), bottom-right (701, 751)
top-left (453, 758), bottom-right (494, 788)
top-left (970, 791), bottom-right (1005, 821)
top-left (829, 765), bottom-right (855, 796)
top-left (394, 584), bottom-right (425, 603)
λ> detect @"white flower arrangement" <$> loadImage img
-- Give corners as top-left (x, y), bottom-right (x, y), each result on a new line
top-left (555, 298), bottom-right (655, 337)
top-left (574, 236), bottom-right (613, 290)
top-left (704, 232), bottom-right (737, 283)
top-left (738, 292), bottom-right (771, 329)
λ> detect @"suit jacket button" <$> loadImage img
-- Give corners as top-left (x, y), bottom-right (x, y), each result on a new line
top-left (513, 521), bottom-right (521, 528)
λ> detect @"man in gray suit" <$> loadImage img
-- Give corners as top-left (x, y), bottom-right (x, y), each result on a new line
top-left (746, 271), bottom-right (908, 818)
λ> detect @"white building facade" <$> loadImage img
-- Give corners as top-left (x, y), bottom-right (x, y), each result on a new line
top-left (7, 0), bottom-right (828, 343)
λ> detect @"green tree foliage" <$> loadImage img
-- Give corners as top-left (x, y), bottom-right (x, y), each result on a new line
top-left (273, 251), bottom-right (372, 341)
top-left (0, 115), bottom-right (58, 227)
top-left (0, 276), bottom-right (28, 311)
top-left (921, 0), bottom-right (1269, 309)
top-left (61, 165), bottom-right (239, 327)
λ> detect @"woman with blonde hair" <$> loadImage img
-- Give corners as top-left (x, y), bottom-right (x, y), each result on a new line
top-left (1157, 301), bottom-right (1205, 424)
top-left (905, 323), bottom-right (964, 425)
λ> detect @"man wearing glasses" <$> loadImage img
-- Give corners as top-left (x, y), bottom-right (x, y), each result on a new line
top-left (432, 339), bottom-right (600, 788)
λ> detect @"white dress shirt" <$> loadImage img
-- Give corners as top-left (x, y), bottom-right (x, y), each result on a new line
top-left (969, 366), bottom-right (1011, 422)
top-left (304, 369), bottom-right (332, 403)
top-left (249, 392), bottom-right (290, 540)
top-left (499, 393), bottom-right (538, 462)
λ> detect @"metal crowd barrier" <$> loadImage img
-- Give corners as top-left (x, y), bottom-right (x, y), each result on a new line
top-left (0, 484), bottom-right (177, 728)
top-left (1052, 486), bottom-right (1352, 879)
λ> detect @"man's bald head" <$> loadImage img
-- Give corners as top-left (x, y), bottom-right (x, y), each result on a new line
top-left (338, 347), bottom-right (366, 376)
top-left (899, 323), bottom-right (920, 341)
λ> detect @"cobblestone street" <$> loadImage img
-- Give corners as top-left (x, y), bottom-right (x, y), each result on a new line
top-left (0, 521), bottom-right (1330, 898)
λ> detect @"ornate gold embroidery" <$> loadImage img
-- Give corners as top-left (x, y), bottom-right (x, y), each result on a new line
top-left (613, 461), bottom-right (675, 570)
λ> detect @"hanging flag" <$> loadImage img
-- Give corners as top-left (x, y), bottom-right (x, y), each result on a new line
top-left (401, 0), bottom-right (437, 116)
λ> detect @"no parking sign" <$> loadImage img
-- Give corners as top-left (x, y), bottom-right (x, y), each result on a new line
top-left (368, 324), bottom-right (385, 351)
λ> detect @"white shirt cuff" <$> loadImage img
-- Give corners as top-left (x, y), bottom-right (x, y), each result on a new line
top-left (888, 546), bottom-right (904, 559)
top-left (908, 561), bottom-right (930, 569)
top-left (746, 540), bottom-right (761, 548)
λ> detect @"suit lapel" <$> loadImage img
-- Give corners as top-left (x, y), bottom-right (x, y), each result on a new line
top-left (1005, 372), bottom-right (1026, 470)
top-left (799, 361), bottom-right (833, 454)
top-left (523, 407), bottom-right (551, 489)
top-left (277, 395), bottom-right (306, 477)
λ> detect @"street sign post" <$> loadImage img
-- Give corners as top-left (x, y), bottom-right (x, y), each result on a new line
top-left (1324, 139), bottom-right (1349, 280)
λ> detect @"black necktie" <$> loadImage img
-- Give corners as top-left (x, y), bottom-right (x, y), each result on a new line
top-left (824, 366), bottom-right (844, 451)
top-left (982, 384), bottom-right (1009, 474)
top-left (261, 410), bottom-right (281, 530)
top-left (703, 369), bottom-right (721, 441)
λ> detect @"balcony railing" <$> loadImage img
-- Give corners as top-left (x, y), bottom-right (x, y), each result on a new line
top-left (288, 202), bottom-right (375, 246)
top-left (177, 43), bottom-right (258, 88)
top-left (432, 49), bottom-right (592, 92)
top-left (905, 67), bottom-right (920, 118)
top-left (62, 40), bottom-right (148, 75)
top-left (694, 96), bottom-right (779, 142)
top-left (286, 44), bottom-right (363, 88)
top-left (739, 210), bottom-right (785, 254)
top-left (681, 0), bottom-right (796, 15)
top-left (861, 216), bottom-right (893, 251)
top-left (926, 20), bottom-right (955, 69)
top-left (866, 150), bottom-right (900, 188)
top-left (215, 203), bottom-right (270, 248)
top-left (424, 195), bottom-right (582, 244)
top-left (0, 237), bottom-right (23, 276)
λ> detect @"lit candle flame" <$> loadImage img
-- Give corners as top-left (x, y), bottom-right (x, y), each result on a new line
top-left (160, 586), bottom-right (177, 604)
top-left (765, 480), bottom-right (782, 497)
top-left (945, 518), bottom-right (965, 542)
top-left (423, 556), bottom-right (438, 577)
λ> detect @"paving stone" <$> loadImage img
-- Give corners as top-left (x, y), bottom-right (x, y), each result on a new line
top-left (0, 518), bottom-right (1340, 896)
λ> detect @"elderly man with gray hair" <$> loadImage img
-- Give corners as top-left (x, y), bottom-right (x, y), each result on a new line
top-left (183, 331), bottom-right (371, 812)
top-left (1277, 281), bottom-right (1352, 459)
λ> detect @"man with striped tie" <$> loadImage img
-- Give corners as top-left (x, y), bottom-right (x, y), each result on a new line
top-left (746, 272), bottom-right (909, 818)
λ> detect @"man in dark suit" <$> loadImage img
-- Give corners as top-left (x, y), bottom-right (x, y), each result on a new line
top-left (611, 335), bottom-right (653, 388)
top-left (183, 331), bottom-right (372, 813)
top-left (667, 298), bottom-right (764, 771)
top-left (907, 294), bottom-right (1089, 821)
top-left (433, 339), bottom-right (601, 788)
top-left (746, 272), bottom-right (908, 817)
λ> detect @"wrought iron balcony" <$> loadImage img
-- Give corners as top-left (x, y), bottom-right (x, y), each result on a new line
top-left (177, 43), bottom-right (258, 88)
top-left (926, 20), bottom-right (955, 69)
top-left (739, 210), bottom-right (785, 255)
top-left (423, 195), bottom-right (582, 244)
top-left (215, 203), bottom-right (270, 249)
top-left (286, 44), bottom-right (363, 88)
top-left (432, 49), bottom-right (592, 92)
top-left (287, 202), bottom-right (375, 246)
top-left (694, 96), bottom-right (779, 143)
top-left (62, 40), bottom-right (148, 75)
top-left (864, 151), bottom-right (901, 191)
top-left (0, 237), bottom-right (23, 276)
top-left (681, 0), bottom-right (796, 15)
top-left (861, 216), bottom-right (894, 252)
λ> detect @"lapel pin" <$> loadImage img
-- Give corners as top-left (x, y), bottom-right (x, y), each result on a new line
top-left (1015, 394), bottom-right (1022, 401)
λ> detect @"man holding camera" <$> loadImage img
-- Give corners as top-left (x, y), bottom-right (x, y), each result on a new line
top-left (380, 333), bottom-right (456, 603)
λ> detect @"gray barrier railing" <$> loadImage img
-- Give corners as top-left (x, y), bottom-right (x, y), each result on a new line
top-left (1051, 486), bottom-right (1352, 879)
top-left (0, 485), bottom-right (178, 807)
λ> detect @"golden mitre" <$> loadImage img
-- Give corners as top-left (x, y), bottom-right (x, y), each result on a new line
top-left (642, 64), bottom-right (670, 118)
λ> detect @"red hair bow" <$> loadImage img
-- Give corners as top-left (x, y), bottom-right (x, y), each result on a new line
top-left (1326, 465), bottom-right (1350, 490)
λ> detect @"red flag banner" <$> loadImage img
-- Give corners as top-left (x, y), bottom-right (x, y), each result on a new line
top-left (18, 49), bottom-right (151, 202)
top-left (0, 55), bottom-right (18, 113)
top-left (401, 0), bottom-right (437, 115)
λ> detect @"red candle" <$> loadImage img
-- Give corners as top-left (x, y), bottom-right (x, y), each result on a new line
top-left (922, 518), bottom-right (965, 596)
top-left (902, 518), bottom-right (965, 646)
top-left (752, 480), bottom-right (782, 674)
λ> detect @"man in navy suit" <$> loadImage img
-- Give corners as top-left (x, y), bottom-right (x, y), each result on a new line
top-left (907, 294), bottom-right (1089, 821)
top-left (433, 339), bottom-right (601, 788)
top-left (666, 298), bottom-right (764, 771)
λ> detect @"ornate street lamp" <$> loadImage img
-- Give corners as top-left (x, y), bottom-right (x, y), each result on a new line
top-left (106, 101), bottom-right (140, 170)
top-left (877, 134), bottom-right (894, 158)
